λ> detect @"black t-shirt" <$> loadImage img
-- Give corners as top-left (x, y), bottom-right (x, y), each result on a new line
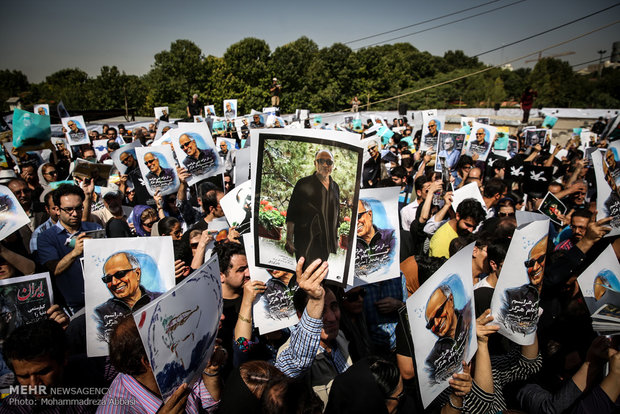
top-left (187, 100), bottom-right (203, 116)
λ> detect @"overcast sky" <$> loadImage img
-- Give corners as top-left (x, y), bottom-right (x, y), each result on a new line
top-left (3, 0), bottom-right (618, 82)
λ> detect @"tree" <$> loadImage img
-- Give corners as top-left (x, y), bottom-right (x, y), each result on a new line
top-left (39, 68), bottom-right (92, 110)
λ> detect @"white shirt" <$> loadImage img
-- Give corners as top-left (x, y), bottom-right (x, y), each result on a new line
top-left (400, 199), bottom-right (420, 231)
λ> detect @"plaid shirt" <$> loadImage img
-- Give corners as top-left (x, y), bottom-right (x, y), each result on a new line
top-left (363, 275), bottom-right (407, 350)
top-left (96, 373), bottom-right (218, 414)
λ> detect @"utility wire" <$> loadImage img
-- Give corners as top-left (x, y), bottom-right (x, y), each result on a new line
top-left (571, 55), bottom-right (612, 68)
top-left (354, 0), bottom-right (526, 50)
top-left (344, 0), bottom-right (501, 45)
top-left (472, 2), bottom-right (620, 57)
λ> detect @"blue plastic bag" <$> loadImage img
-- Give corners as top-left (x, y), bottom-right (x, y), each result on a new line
top-left (12, 108), bottom-right (51, 149)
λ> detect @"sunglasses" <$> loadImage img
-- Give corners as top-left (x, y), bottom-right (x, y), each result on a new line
top-left (101, 268), bottom-right (135, 284)
top-left (144, 159), bottom-right (156, 165)
top-left (357, 210), bottom-right (370, 220)
top-left (426, 295), bottom-right (451, 330)
top-left (343, 289), bottom-right (366, 302)
top-left (315, 159), bottom-right (333, 166)
top-left (142, 220), bottom-right (156, 228)
top-left (524, 254), bottom-right (546, 268)
top-left (497, 212), bottom-right (515, 217)
top-left (180, 141), bottom-right (193, 149)
top-left (43, 170), bottom-right (58, 176)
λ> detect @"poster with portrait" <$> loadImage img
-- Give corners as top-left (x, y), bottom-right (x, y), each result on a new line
top-left (353, 187), bottom-right (400, 286)
top-left (243, 234), bottom-right (299, 335)
top-left (0, 185), bottom-right (30, 241)
top-left (420, 111), bottom-right (444, 153)
top-left (537, 191), bottom-right (566, 225)
top-left (251, 129), bottom-right (363, 286)
top-left (193, 115), bottom-right (205, 123)
top-left (475, 117), bottom-right (490, 125)
top-left (434, 131), bottom-right (465, 172)
top-left (215, 138), bottom-right (235, 161)
top-left (460, 116), bottom-right (475, 133)
top-left (223, 99), bottom-right (238, 119)
top-left (61, 116), bottom-right (89, 146)
top-left (507, 138), bottom-right (519, 157)
top-left (406, 243), bottom-right (476, 408)
top-left (220, 180), bottom-right (252, 235)
top-left (490, 219), bottom-right (549, 345)
top-left (154, 121), bottom-right (177, 141)
top-left (154, 106), bottom-right (169, 121)
top-left (494, 127), bottom-right (510, 150)
top-left (134, 255), bottom-right (222, 400)
top-left (110, 140), bottom-right (143, 175)
top-left (83, 237), bottom-right (176, 357)
top-left (204, 105), bottom-right (216, 117)
top-left (135, 146), bottom-right (180, 196)
top-left (524, 129), bottom-right (548, 148)
top-left (33, 104), bottom-right (49, 116)
top-left (360, 136), bottom-right (382, 167)
top-left (0, 272), bottom-right (53, 342)
top-left (92, 139), bottom-right (108, 161)
top-left (170, 122), bottom-right (222, 187)
top-left (51, 137), bottom-right (72, 158)
top-left (577, 244), bottom-right (620, 315)
top-left (235, 118), bottom-right (251, 142)
top-left (593, 143), bottom-right (620, 237)
top-left (464, 122), bottom-right (495, 162)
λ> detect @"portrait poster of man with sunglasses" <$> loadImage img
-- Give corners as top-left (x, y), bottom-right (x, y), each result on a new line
top-left (593, 143), bottom-right (620, 236)
top-left (170, 123), bottom-right (221, 186)
top-left (253, 130), bottom-right (362, 286)
top-left (405, 244), bottom-right (476, 408)
top-left (464, 122), bottom-right (496, 162)
top-left (135, 146), bottom-right (180, 197)
top-left (491, 220), bottom-right (549, 345)
top-left (83, 237), bottom-right (176, 357)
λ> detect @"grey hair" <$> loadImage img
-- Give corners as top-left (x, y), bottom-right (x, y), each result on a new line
top-left (425, 284), bottom-right (452, 322)
top-left (314, 149), bottom-right (333, 160)
top-left (103, 252), bottom-right (141, 276)
top-left (359, 199), bottom-right (372, 213)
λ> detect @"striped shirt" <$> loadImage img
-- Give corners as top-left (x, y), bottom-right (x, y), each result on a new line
top-left (96, 373), bottom-right (218, 414)
top-left (275, 309), bottom-right (323, 377)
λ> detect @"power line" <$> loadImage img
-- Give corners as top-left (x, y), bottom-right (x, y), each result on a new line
top-left (344, 0), bottom-right (501, 45)
top-left (472, 2), bottom-right (620, 57)
top-left (571, 55), bottom-right (612, 68)
top-left (354, 0), bottom-right (526, 50)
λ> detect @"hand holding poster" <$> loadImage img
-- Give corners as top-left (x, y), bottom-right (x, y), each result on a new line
top-left (464, 122), bottom-right (495, 161)
top-left (83, 237), bottom-right (176, 357)
top-left (353, 187), bottom-right (400, 286)
top-left (0, 185), bottom-right (31, 241)
top-left (490, 219), bottom-right (549, 345)
top-left (61, 116), bottom-right (90, 146)
top-left (133, 255), bottom-right (222, 400)
top-left (405, 244), bottom-right (477, 408)
top-left (251, 129), bottom-right (362, 286)
top-left (135, 145), bottom-right (180, 196)
top-left (110, 140), bottom-right (142, 175)
top-left (170, 122), bottom-right (222, 186)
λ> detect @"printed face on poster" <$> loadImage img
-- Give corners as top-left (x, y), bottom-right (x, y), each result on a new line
top-left (593, 143), bottom-right (620, 236)
top-left (224, 99), bottom-right (237, 119)
top-left (490, 219), bottom-right (549, 345)
top-left (134, 255), bottom-right (222, 400)
top-left (170, 123), bottom-right (222, 186)
top-left (204, 105), bottom-right (216, 117)
top-left (577, 245), bottom-right (620, 314)
top-left (0, 185), bottom-right (31, 242)
top-left (406, 244), bottom-right (476, 408)
top-left (34, 104), bottom-right (49, 116)
top-left (216, 138), bottom-right (235, 157)
top-left (537, 191), bottom-right (567, 225)
top-left (464, 122), bottom-right (495, 162)
top-left (135, 146), bottom-right (180, 196)
top-left (251, 129), bottom-right (363, 286)
top-left (83, 237), bottom-right (176, 357)
top-left (353, 187), bottom-right (400, 286)
top-left (154, 107), bottom-right (169, 120)
top-left (524, 129), bottom-right (548, 147)
top-left (110, 140), bottom-right (142, 175)
top-left (421, 112), bottom-right (444, 152)
top-left (243, 234), bottom-right (299, 335)
top-left (51, 137), bottom-right (72, 158)
top-left (61, 116), bottom-right (90, 146)
top-left (235, 118), bottom-right (250, 141)
top-left (435, 131), bottom-right (465, 172)
top-left (0, 273), bottom-right (53, 342)
top-left (220, 180), bottom-right (252, 235)
top-left (361, 136), bottom-right (382, 166)
top-left (154, 121), bottom-right (177, 141)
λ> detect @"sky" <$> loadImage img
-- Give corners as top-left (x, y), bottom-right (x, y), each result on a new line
top-left (2, 0), bottom-right (619, 83)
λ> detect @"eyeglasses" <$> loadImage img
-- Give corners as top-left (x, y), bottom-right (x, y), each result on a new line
top-left (357, 210), bottom-right (370, 220)
top-left (144, 159), bottom-right (156, 166)
top-left (426, 295), bottom-right (451, 330)
top-left (43, 170), bottom-right (58, 176)
top-left (315, 159), bottom-right (333, 166)
top-left (101, 268), bottom-right (135, 284)
top-left (524, 254), bottom-right (546, 268)
top-left (343, 289), bottom-right (366, 302)
top-left (142, 220), bottom-right (156, 228)
top-left (497, 212), bottom-right (515, 217)
top-left (59, 206), bottom-right (83, 215)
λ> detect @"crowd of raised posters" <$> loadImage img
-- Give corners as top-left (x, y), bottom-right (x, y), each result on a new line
top-left (0, 98), bottom-right (619, 413)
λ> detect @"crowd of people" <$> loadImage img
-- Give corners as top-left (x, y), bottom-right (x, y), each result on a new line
top-left (0, 107), bottom-right (619, 414)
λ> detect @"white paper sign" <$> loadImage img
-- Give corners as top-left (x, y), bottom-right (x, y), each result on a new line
top-left (61, 116), bottom-right (90, 146)
top-left (135, 146), bottom-right (180, 196)
top-left (0, 185), bottom-right (30, 241)
top-left (170, 122), bottom-right (223, 186)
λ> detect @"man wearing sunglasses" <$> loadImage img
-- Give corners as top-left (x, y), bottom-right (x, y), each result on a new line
top-left (424, 283), bottom-right (470, 384)
top-left (355, 199), bottom-right (395, 278)
top-left (93, 251), bottom-right (161, 342)
top-left (179, 133), bottom-right (216, 176)
top-left (362, 142), bottom-right (386, 188)
top-left (468, 128), bottom-right (490, 157)
top-left (285, 150), bottom-right (340, 267)
top-left (143, 152), bottom-right (175, 192)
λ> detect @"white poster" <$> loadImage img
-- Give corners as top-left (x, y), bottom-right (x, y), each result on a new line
top-left (420, 110), bottom-right (444, 153)
top-left (592, 143), bottom-right (620, 237)
top-left (110, 140), bottom-right (143, 175)
top-left (51, 137), bottom-right (72, 159)
top-left (451, 182), bottom-right (485, 213)
top-left (204, 105), bottom-right (216, 117)
top-left (0, 185), bottom-right (30, 241)
top-left (220, 180), bottom-right (252, 234)
top-left (154, 106), bottom-right (169, 121)
top-left (244, 234), bottom-right (299, 335)
top-left (235, 118), bottom-right (251, 142)
top-left (406, 244), bottom-right (476, 408)
top-left (135, 145), bottom-right (180, 196)
top-left (92, 139), bottom-right (108, 161)
top-left (490, 219), bottom-right (549, 345)
top-left (464, 122), bottom-right (496, 162)
top-left (224, 99), bottom-right (238, 119)
top-left (577, 244), bottom-right (620, 315)
top-left (83, 237), bottom-right (176, 357)
top-left (170, 122), bottom-right (223, 186)
top-left (215, 138), bottom-right (235, 161)
top-left (33, 104), bottom-right (50, 116)
top-left (61, 116), bottom-right (90, 146)
top-left (234, 147), bottom-right (251, 185)
top-left (353, 187), bottom-right (400, 286)
top-left (154, 121), bottom-right (177, 141)
top-left (134, 255), bottom-right (222, 400)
